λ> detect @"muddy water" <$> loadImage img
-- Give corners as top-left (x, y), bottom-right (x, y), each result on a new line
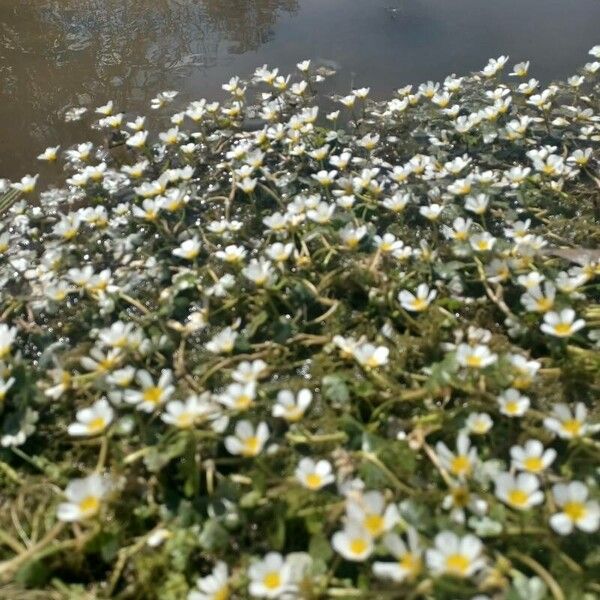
top-left (1, 0), bottom-right (599, 179)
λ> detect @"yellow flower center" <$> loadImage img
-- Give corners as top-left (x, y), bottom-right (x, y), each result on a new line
top-left (364, 514), bottom-right (384, 536)
top-left (523, 457), bottom-right (543, 472)
top-left (450, 455), bottom-right (471, 476)
top-left (563, 501), bottom-right (587, 522)
top-left (507, 489), bottom-right (529, 507)
top-left (214, 586), bottom-right (230, 600)
top-left (553, 323), bottom-right (573, 336)
top-left (242, 436), bottom-right (260, 456)
top-left (176, 413), bottom-right (194, 428)
top-left (445, 553), bottom-right (470, 576)
top-left (504, 401), bottom-right (520, 415)
top-left (561, 420), bottom-right (582, 437)
top-left (410, 298), bottom-right (428, 311)
top-left (399, 553), bottom-right (421, 576)
top-left (143, 386), bottom-right (163, 405)
top-left (535, 298), bottom-right (553, 312)
top-left (350, 538), bottom-right (368, 555)
top-left (365, 356), bottom-right (381, 368)
top-left (263, 572), bottom-right (281, 590)
top-left (305, 473), bottom-right (322, 489)
top-left (79, 495), bottom-right (100, 515)
top-left (235, 395), bottom-right (252, 410)
top-left (284, 407), bottom-right (303, 422)
top-left (465, 354), bottom-right (482, 368)
top-left (87, 417), bottom-right (106, 433)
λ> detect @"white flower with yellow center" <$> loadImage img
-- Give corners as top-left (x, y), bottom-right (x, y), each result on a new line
top-left (124, 369), bottom-right (174, 412)
top-left (126, 130), bottom-right (148, 148)
top-left (0, 324), bottom-right (17, 359)
top-left (265, 242), bottom-right (294, 264)
top-left (205, 327), bottom-right (238, 354)
top-left (398, 283), bottom-right (437, 312)
top-left (162, 394), bottom-right (214, 429)
top-left (456, 343), bottom-right (497, 369)
top-left (346, 491), bottom-right (400, 538)
top-left (57, 473), bottom-right (111, 522)
top-left (436, 432), bottom-right (477, 479)
top-left (225, 420), bottom-right (269, 457)
top-left (188, 561), bottom-right (230, 600)
top-left (37, 146), bottom-right (60, 161)
top-left (339, 224), bottom-right (367, 249)
top-left (469, 232), bottom-right (496, 253)
top-left (248, 552), bottom-right (293, 598)
top-left (541, 308), bottom-right (585, 338)
top-left (544, 402), bottom-right (598, 439)
top-left (332, 522), bottom-right (374, 562)
top-left (80, 347), bottom-right (123, 374)
top-left (353, 343), bottom-right (389, 368)
top-left (497, 388), bottom-right (530, 417)
top-left (232, 360), bottom-right (268, 384)
top-left (509, 354), bottom-right (540, 389)
top-left (215, 245), bottom-right (247, 264)
top-left (550, 482), bottom-right (600, 535)
top-left (426, 531), bottom-right (485, 578)
top-left (494, 472), bottom-right (544, 510)
top-left (465, 412), bottom-right (493, 435)
top-left (12, 174), bottom-right (39, 193)
top-left (373, 529), bottom-right (422, 583)
top-left (68, 398), bottom-right (114, 437)
top-left (272, 389), bottom-right (312, 422)
top-left (173, 237), bottom-right (201, 261)
top-left (510, 439), bottom-right (556, 473)
top-left (295, 457), bottom-right (335, 490)
top-left (217, 382), bottom-right (257, 411)
top-left (242, 258), bottom-right (276, 287)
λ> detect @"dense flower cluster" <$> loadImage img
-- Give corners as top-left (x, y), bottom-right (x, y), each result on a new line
top-left (0, 47), bottom-right (599, 599)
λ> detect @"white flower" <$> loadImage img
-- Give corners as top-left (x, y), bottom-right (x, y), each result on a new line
top-left (521, 283), bottom-right (555, 313)
top-left (205, 327), bottom-right (238, 354)
top-left (189, 561), bottom-right (230, 600)
top-left (248, 552), bottom-right (293, 598)
top-left (126, 130), bottom-right (148, 148)
top-left (173, 237), bottom-right (201, 260)
top-left (57, 473), bottom-right (111, 522)
top-left (215, 245), bottom-right (247, 264)
top-left (550, 482), bottom-right (600, 535)
top-left (540, 309), bottom-right (585, 338)
top-left (217, 382), bottom-right (257, 411)
top-left (242, 258), bottom-right (276, 287)
top-left (295, 457), bottom-right (335, 490)
top-left (265, 243), bottom-right (294, 263)
top-left (124, 369), bottom-right (175, 412)
top-left (346, 490), bottom-right (400, 537)
top-left (12, 174), bottom-right (39, 193)
top-left (0, 324), bottom-right (17, 358)
top-left (510, 439), bottom-right (556, 473)
top-left (272, 389), bottom-right (312, 422)
top-left (225, 420), bottom-right (269, 457)
top-left (436, 432), bottom-right (477, 479)
top-left (456, 343), bottom-right (497, 369)
top-left (469, 232), bottom-right (496, 252)
top-left (465, 412), bottom-right (493, 435)
top-left (339, 224), bottom-right (367, 249)
top-left (331, 523), bottom-right (374, 562)
top-left (497, 388), bottom-right (530, 417)
top-left (231, 360), bottom-right (268, 383)
top-left (162, 394), bottom-right (214, 428)
top-left (398, 283), bottom-right (437, 312)
top-left (373, 529), bottom-right (422, 582)
top-left (37, 146), bottom-right (60, 161)
top-left (353, 343), bottom-right (389, 368)
top-left (68, 398), bottom-right (114, 436)
top-left (494, 472), bottom-right (544, 510)
top-left (544, 402), bottom-right (598, 439)
top-left (425, 531), bottom-right (485, 578)
top-left (419, 203), bottom-right (444, 221)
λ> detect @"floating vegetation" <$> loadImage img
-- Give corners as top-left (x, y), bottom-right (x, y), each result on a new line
top-left (1, 48), bottom-right (600, 599)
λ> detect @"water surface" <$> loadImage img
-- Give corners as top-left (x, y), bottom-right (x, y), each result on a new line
top-left (1, 0), bottom-right (599, 178)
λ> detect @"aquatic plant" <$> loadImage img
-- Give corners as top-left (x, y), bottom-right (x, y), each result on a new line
top-left (0, 47), bottom-right (600, 599)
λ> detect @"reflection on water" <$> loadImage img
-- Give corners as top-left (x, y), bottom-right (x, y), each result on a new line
top-left (1, 0), bottom-right (599, 177)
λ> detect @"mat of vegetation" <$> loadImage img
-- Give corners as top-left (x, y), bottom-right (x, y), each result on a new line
top-left (1, 48), bottom-right (600, 600)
